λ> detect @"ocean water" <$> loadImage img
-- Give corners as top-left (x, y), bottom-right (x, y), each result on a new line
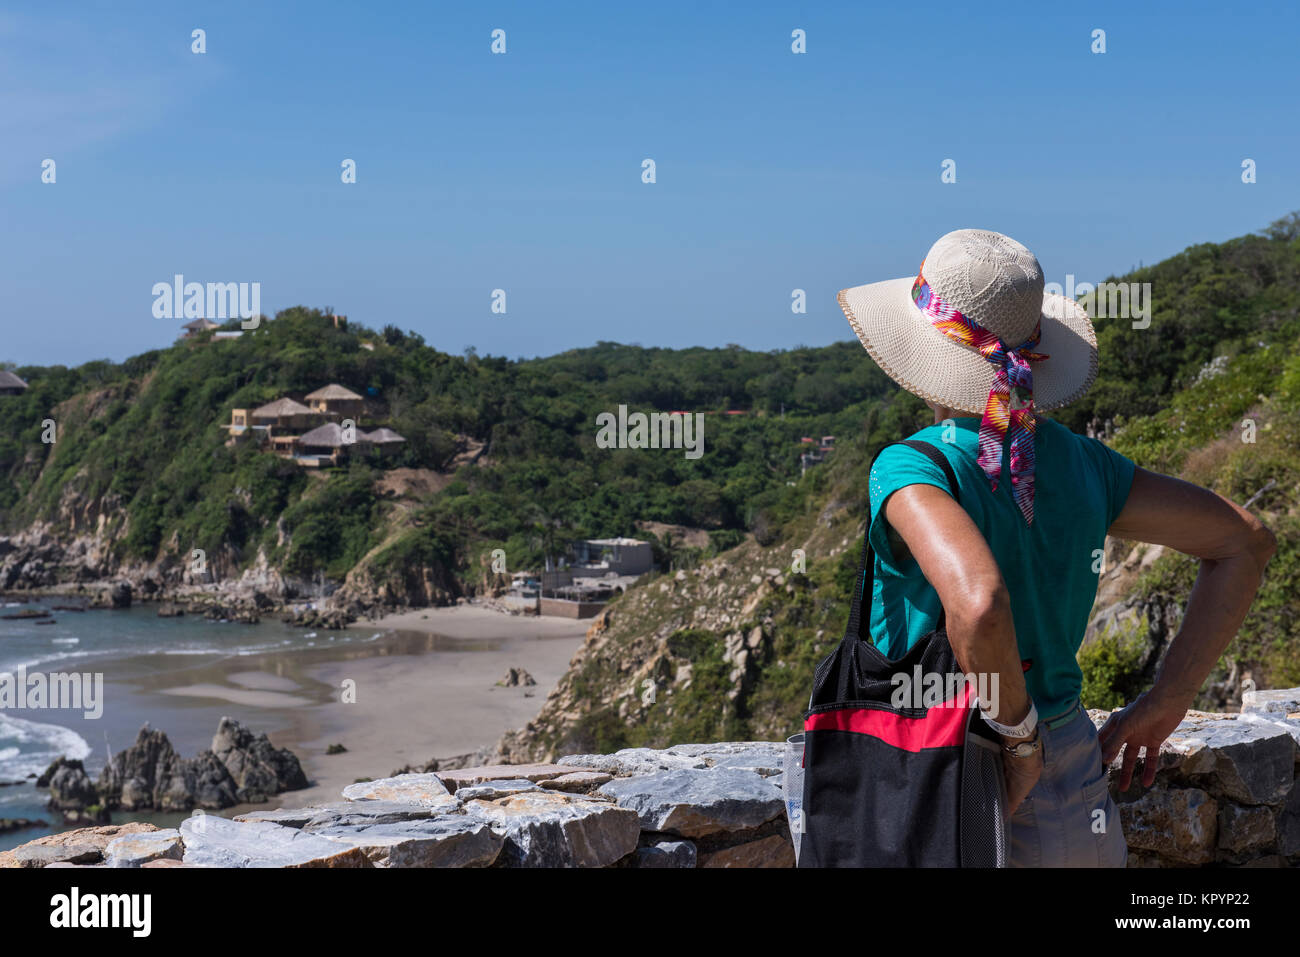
top-left (0, 595), bottom-right (385, 851)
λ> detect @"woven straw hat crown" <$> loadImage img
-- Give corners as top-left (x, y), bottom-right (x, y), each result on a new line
top-left (837, 227), bottom-right (1098, 415)
top-left (922, 230), bottom-right (1045, 350)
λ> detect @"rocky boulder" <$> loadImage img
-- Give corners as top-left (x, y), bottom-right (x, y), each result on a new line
top-left (109, 581), bottom-right (132, 608)
top-left (97, 725), bottom-right (185, 810)
top-left (91, 720), bottom-right (306, 813)
top-left (38, 757), bottom-right (98, 809)
top-left (212, 716), bottom-right (309, 801)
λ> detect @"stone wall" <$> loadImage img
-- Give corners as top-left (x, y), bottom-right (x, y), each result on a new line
top-left (3, 691), bottom-right (1297, 868)
top-left (1102, 688), bottom-right (1300, 867)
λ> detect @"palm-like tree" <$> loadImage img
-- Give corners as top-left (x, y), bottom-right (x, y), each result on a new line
top-left (528, 504), bottom-right (574, 572)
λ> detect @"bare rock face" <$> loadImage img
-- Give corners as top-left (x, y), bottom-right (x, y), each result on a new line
top-left (39, 757), bottom-right (99, 810)
top-left (97, 726), bottom-right (183, 811)
top-left (211, 716), bottom-right (309, 801)
top-left (1218, 804), bottom-right (1276, 857)
top-left (109, 581), bottom-right (132, 608)
top-left (93, 721), bottom-right (306, 812)
top-left (155, 751), bottom-right (240, 811)
top-left (497, 667), bottom-right (537, 687)
top-left (1118, 785), bottom-right (1220, 864)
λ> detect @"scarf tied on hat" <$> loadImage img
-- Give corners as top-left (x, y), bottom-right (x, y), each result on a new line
top-left (911, 260), bottom-right (1050, 525)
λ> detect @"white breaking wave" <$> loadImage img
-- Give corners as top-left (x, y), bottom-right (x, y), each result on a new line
top-left (0, 712), bottom-right (92, 780)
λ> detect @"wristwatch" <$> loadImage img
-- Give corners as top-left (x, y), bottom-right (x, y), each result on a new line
top-left (980, 700), bottom-right (1038, 739)
top-left (1003, 726), bottom-right (1041, 758)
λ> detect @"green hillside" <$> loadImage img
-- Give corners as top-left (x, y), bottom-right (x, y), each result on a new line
top-left (0, 309), bottom-right (927, 592)
top-left (497, 213), bottom-right (1300, 758)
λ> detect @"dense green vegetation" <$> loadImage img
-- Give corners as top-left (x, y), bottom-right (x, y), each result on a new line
top-left (534, 214), bottom-right (1300, 752)
top-left (0, 307), bottom-right (926, 583)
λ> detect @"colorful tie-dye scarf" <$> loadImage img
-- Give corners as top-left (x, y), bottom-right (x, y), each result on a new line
top-left (911, 260), bottom-right (1050, 525)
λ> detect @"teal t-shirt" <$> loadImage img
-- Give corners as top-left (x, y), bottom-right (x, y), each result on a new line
top-left (866, 416), bottom-right (1136, 719)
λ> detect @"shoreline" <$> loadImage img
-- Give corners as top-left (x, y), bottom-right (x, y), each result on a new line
top-left (0, 603), bottom-right (590, 849)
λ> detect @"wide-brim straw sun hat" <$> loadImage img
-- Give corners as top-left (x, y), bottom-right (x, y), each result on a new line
top-left (838, 229), bottom-right (1098, 414)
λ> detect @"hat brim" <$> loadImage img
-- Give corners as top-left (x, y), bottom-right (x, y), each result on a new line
top-left (838, 277), bottom-right (1098, 414)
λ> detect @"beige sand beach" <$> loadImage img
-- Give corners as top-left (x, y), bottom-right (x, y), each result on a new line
top-left (267, 605), bottom-right (590, 806)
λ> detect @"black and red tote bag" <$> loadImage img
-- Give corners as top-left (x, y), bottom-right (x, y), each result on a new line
top-left (798, 439), bottom-right (1008, 868)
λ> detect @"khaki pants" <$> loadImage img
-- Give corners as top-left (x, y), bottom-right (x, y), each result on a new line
top-left (1008, 702), bottom-right (1128, 867)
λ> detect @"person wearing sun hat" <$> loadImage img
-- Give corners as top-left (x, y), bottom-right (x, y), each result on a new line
top-left (840, 228), bottom-right (1276, 868)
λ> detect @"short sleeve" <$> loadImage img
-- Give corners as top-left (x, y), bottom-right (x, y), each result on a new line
top-left (868, 444), bottom-right (954, 576)
top-left (1080, 436), bottom-right (1138, 526)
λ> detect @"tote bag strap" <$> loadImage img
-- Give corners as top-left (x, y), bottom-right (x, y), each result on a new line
top-left (845, 438), bottom-right (961, 645)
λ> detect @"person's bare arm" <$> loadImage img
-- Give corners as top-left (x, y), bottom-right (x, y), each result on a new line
top-left (884, 483), bottom-right (1040, 811)
top-left (1097, 467), bottom-right (1276, 789)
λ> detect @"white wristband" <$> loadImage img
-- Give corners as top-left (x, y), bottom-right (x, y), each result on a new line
top-left (980, 700), bottom-right (1038, 738)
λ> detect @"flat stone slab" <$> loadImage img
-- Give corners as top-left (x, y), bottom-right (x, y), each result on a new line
top-left (7, 845), bottom-right (102, 868)
top-left (558, 742), bottom-right (787, 778)
top-left (559, 749), bottom-right (708, 776)
top-left (233, 806), bottom-right (323, 828)
top-left (237, 801), bottom-right (438, 831)
top-left (598, 768), bottom-right (785, 838)
top-left (438, 763), bottom-right (595, 790)
top-left (1242, 687), bottom-right (1300, 717)
top-left (43, 861), bottom-right (105, 868)
top-left (341, 773), bottom-right (460, 811)
top-left (1236, 712), bottom-right (1300, 748)
top-left (179, 815), bottom-right (368, 868)
top-left (455, 779), bottom-right (543, 801)
top-left (105, 828), bottom-right (184, 868)
top-left (539, 771), bottom-right (613, 792)
top-left (464, 790), bottom-right (640, 867)
top-left (698, 834), bottom-right (795, 868)
top-left (311, 817), bottom-right (503, 868)
top-left (1091, 711), bottom-right (1296, 805)
top-left (696, 745), bottom-right (784, 777)
top-left (0, 822), bottom-right (160, 868)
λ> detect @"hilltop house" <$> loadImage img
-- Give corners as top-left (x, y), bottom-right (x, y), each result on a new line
top-left (295, 422), bottom-right (352, 467)
top-left (0, 370), bottom-right (28, 396)
top-left (251, 397), bottom-right (317, 430)
top-left (305, 384), bottom-right (364, 418)
top-left (223, 386), bottom-right (405, 466)
top-left (361, 427), bottom-right (407, 458)
top-left (179, 318), bottom-right (219, 339)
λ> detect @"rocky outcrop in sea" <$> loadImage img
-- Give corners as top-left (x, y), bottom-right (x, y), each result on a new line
top-left (39, 718), bottom-right (307, 820)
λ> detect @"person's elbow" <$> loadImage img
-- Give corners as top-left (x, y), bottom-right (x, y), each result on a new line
top-left (1245, 517), bottom-right (1277, 568)
top-left (950, 580), bottom-right (1013, 640)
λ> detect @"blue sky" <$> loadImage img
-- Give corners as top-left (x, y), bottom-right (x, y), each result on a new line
top-left (3, 0), bottom-right (1298, 367)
